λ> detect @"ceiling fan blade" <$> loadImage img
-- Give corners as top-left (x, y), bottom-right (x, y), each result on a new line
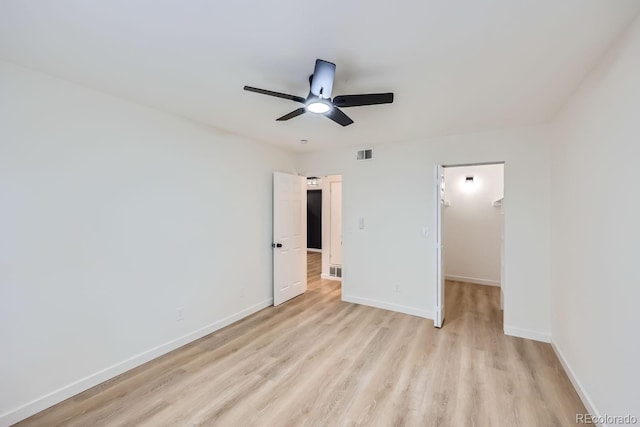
top-left (333, 93), bottom-right (394, 107)
top-left (276, 108), bottom-right (307, 121)
top-left (325, 107), bottom-right (354, 127)
top-left (310, 59), bottom-right (336, 99)
top-left (244, 86), bottom-right (306, 103)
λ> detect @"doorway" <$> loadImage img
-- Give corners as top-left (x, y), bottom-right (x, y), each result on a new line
top-left (306, 175), bottom-right (343, 294)
top-left (272, 172), bottom-right (343, 306)
top-left (435, 163), bottom-right (504, 329)
top-left (306, 183), bottom-right (322, 253)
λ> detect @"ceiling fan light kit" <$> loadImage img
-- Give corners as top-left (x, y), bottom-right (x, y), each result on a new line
top-left (244, 59), bottom-right (394, 127)
top-left (306, 99), bottom-right (332, 114)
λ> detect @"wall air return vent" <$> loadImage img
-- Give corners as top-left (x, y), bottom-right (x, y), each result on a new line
top-left (356, 149), bottom-right (373, 160)
top-left (329, 265), bottom-right (342, 278)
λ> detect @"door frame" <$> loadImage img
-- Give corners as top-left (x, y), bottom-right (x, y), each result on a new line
top-left (435, 161), bottom-right (506, 328)
top-left (435, 165), bottom-right (445, 327)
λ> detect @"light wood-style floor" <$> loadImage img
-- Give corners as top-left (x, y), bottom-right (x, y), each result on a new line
top-left (16, 252), bottom-right (585, 426)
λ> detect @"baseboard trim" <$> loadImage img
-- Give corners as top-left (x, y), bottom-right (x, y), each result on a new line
top-left (445, 275), bottom-right (500, 287)
top-left (503, 325), bottom-right (550, 343)
top-left (306, 248), bottom-right (322, 253)
top-left (343, 295), bottom-right (434, 320)
top-left (0, 298), bottom-right (273, 427)
top-left (551, 340), bottom-right (601, 425)
top-left (320, 273), bottom-right (342, 281)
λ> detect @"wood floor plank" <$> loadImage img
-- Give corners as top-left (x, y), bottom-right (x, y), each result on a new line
top-left (14, 254), bottom-right (586, 427)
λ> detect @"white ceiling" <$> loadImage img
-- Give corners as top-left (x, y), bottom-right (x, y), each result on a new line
top-left (1, 1), bottom-right (639, 152)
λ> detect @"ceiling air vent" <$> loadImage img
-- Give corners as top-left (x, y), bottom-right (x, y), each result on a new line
top-left (356, 149), bottom-right (373, 160)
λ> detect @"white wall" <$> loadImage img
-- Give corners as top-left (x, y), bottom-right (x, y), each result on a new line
top-left (549, 16), bottom-right (640, 420)
top-left (297, 128), bottom-right (551, 341)
top-left (0, 61), bottom-right (296, 425)
top-left (444, 164), bottom-right (504, 286)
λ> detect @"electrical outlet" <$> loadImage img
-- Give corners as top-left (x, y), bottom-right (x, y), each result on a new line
top-left (176, 307), bottom-right (184, 321)
top-left (393, 284), bottom-right (400, 293)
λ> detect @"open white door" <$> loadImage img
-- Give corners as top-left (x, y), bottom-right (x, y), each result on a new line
top-left (273, 172), bottom-right (307, 306)
top-left (435, 166), bottom-right (445, 328)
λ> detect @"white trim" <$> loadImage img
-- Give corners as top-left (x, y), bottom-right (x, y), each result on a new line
top-left (551, 340), bottom-right (601, 425)
top-left (0, 299), bottom-right (273, 427)
top-left (320, 273), bottom-right (342, 281)
top-left (503, 325), bottom-right (551, 343)
top-left (445, 275), bottom-right (501, 287)
top-left (343, 294), bottom-right (434, 319)
top-left (306, 248), bottom-right (322, 253)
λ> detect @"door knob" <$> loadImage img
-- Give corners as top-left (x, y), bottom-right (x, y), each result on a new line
top-left (272, 243), bottom-right (283, 248)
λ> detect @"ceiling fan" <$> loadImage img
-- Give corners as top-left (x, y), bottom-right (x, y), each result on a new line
top-left (244, 59), bottom-right (394, 127)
